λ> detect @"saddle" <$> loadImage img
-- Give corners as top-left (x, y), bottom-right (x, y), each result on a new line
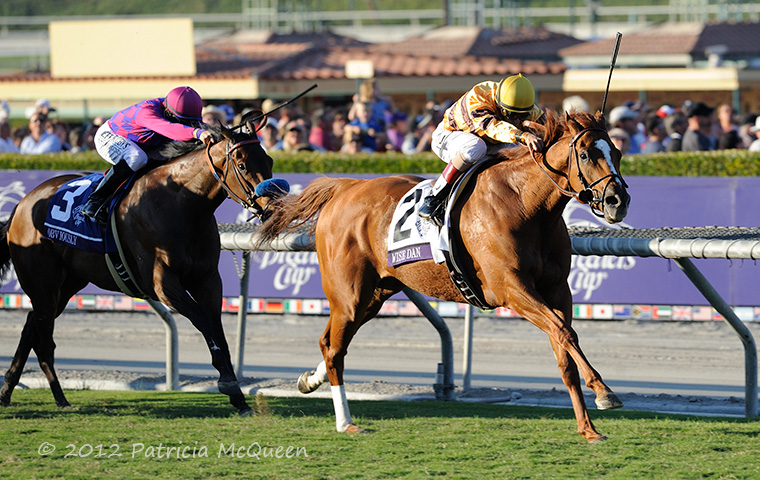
top-left (43, 172), bottom-right (147, 299)
top-left (386, 159), bottom-right (498, 310)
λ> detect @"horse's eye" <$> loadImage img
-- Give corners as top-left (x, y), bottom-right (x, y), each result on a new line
top-left (237, 162), bottom-right (247, 172)
top-left (579, 151), bottom-right (588, 161)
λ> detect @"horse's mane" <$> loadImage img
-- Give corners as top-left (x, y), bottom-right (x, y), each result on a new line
top-left (495, 108), bottom-right (605, 161)
top-left (159, 123), bottom-right (226, 160)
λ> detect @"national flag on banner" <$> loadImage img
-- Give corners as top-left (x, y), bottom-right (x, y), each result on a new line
top-left (754, 308), bottom-right (760, 322)
top-left (632, 305), bottom-right (652, 320)
top-left (398, 301), bottom-right (421, 316)
top-left (249, 299), bottom-right (265, 313)
top-left (284, 299), bottom-right (301, 313)
top-left (379, 301), bottom-right (399, 316)
top-left (3, 294), bottom-right (21, 308)
top-left (592, 304), bottom-right (613, 320)
top-left (494, 307), bottom-right (518, 318)
top-left (265, 300), bottom-right (284, 314)
top-left (78, 295), bottom-right (95, 310)
top-left (437, 302), bottom-right (460, 317)
top-left (653, 305), bottom-right (672, 320)
top-left (21, 295), bottom-right (33, 309)
top-left (113, 295), bottom-right (133, 311)
top-left (229, 298), bottom-right (242, 313)
top-left (691, 306), bottom-right (712, 321)
top-left (734, 307), bottom-right (754, 322)
top-left (672, 305), bottom-right (692, 321)
top-left (302, 299), bottom-right (322, 314)
top-left (573, 304), bottom-right (593, 319)
top-left (321, 300), bottom-right (331, 315)
top-left (95, 295), bottom-right (114, 310)
top-left (132, 298), bottom-right (150, 311)
top-left (221, 298), bottom-right (229, 312)
top-left (712, 309), bottom-right (724, 321)
top-left (613, 305), bottom-right (632, 319)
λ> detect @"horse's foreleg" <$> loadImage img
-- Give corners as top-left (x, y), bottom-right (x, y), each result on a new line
top-left (297, 360), bottom-right (328, 394)
top-left (156, 271), bottom-right (251, 416)
top-left (549, 338), bottom-right (608, 443)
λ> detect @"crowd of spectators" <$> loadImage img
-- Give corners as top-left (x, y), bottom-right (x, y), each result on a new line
top-left (2, 82), bottom-right (760, 156)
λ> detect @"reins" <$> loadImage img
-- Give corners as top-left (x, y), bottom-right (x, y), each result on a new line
top-left (204, 137), bottom-right (263, 213)
top-left (530, 126), bottom-right (628, 217)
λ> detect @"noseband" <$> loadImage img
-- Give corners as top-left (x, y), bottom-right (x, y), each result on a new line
top-left (533, 127), bottom-right (628, 217)
top-left (204, 137), bottom-right (267, 217)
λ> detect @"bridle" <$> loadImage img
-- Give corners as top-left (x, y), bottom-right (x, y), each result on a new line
top-left (532, 127), bottom-right (628, 218)
top-left (204, 135), bottom-right (270, 218)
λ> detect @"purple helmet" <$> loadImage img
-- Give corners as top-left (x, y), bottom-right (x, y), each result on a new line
top-left (164, 86), bottom-right (203, 121)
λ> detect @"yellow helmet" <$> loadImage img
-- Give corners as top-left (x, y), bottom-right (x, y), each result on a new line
top-left (496, 74), bottom-right (535, 116)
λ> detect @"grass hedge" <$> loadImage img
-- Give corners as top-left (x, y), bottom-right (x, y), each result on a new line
top-left (1, 149), bottom-right (759, 176)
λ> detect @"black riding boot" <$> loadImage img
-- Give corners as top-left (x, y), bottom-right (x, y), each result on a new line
top-left (81, 162), bottom-right (134, 224)
top-left (418, 184), bottom-right (452, 228)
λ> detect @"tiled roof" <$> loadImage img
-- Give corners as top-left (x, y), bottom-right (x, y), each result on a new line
top-left (559, 21), bottom-right (760, 58)
top-left (195, 27), bottom-right (568, 81)
top-left (0, 27), bottom-right (569, 84)
top-left (371, 25), bottom-right (582, 60)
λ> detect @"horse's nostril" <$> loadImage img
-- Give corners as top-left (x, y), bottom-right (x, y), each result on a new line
top-left (605, 195), bottom-right (620, 207)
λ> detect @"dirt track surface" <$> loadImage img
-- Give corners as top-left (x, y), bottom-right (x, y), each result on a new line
top-left (1, 310), bottom-right (758, 416)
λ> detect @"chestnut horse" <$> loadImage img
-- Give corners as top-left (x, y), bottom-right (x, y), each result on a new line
top-left (258, 110), bottom-right (630, 442)
top-left (0, 122), bottom-right (280, 415)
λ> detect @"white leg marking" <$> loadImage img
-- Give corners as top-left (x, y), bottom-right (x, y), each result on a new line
top-left (331, 384), bottom-right (353, 432)
top-left (306, 360), bottom-right (329, 390)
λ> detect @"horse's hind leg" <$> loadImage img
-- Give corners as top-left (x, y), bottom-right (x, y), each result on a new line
top-left (0, 312), bottom-right (38, 406)
top-left (317, 286), bottom-right (391, 434)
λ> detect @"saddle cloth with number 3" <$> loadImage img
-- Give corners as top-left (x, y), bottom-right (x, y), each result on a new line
top-left (386, 180), bottom-right (452, 267)
top-left (43, 173), bottom-right (119, 253)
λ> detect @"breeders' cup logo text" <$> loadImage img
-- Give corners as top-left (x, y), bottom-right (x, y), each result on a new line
top-left (563, 201), bottom-right (637, 301)
top-left (256, 251), bottom-right (319, 296)
top-left (0, 181), bottom-right (27, 292)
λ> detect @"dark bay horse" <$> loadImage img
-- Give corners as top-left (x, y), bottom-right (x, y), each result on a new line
top-left (257, 110), bottom-right (630, 442)
top-left (0, 122), bottom-right (279, 415)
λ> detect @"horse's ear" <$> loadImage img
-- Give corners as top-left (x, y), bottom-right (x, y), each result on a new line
top-left (593, 110), bottom-right (606, 126)
top-left (220, 122), bottom-right (234, 140)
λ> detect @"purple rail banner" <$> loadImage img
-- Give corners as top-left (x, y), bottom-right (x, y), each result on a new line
top-left (1, 171), bottom-right (759, 319)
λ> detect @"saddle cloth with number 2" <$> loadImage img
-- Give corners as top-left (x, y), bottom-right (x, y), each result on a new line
top-left (386, 180), bottom-right (452, 267)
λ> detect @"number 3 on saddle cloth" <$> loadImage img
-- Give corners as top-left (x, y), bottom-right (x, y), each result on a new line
top-left (386, 161), bottom-right (495, 309)
top-left (43, 173), bottom-right (143, 297)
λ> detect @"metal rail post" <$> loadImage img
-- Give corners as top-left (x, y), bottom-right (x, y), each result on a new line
top-left (402, 287), bottom-right (455, 400)
top-left (673, 258), bottom-right (758, 417)
top-left (234, 252), bottom-right (251, 381)
top-left (147, 299), bottom-right (179, 391)
top-left (462, 304), bottom-right (475, 392)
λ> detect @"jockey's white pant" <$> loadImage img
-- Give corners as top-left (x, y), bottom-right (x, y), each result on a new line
top-left (94, 122), bottom-right (146, 172)
top-left (431, 122), bottom-right (487, 170)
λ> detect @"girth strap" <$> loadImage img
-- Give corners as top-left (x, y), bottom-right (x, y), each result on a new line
top-left (440, 158), bottom-right (498, 310)
top-left (105, 208), bottom-right (148, 299)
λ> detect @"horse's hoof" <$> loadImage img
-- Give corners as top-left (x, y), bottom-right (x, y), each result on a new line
top-left (588, 435), bottom-right (608, 444)
top-left (345, 424), bottom-right (367, 434)
top-left (297, 370), bottom-right (318, 394)
top-left (59, 405), bottom-right (79, 411)
top-left (0, 400), bottom-right (9, 407)
top-left (239, 408), bottom-right (254, 417)
top-left (595, 392), bottom-right (623, 410)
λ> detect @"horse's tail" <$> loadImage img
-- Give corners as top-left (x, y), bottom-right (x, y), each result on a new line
top-left (0, 210), bottom-right (14, 280)
top-left (256, 176), bottom-right (343, 247)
